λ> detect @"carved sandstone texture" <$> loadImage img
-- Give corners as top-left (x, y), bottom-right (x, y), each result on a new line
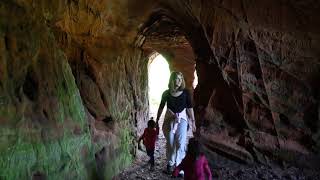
top-left (136, 0), bottom-right (319, 168)
top-left (0, 2), bottom-right (91, 179)
top-left (1, 0), bottom-right (320, 178)
top-left (186, 0), bottom-right (320, 167)
top-left (0, 0), bottom-right (149, 179)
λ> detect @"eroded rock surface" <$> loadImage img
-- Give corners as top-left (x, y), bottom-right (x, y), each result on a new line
top-left (138, 0), bottom-right (320, 170)
top-left (0, 0), bottom-right (319, 179)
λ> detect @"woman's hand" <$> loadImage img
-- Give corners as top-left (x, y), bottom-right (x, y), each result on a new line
top-left (186, 108), bottom-right (196, 134)
top-left (191, 120), bottom-right (196, 134)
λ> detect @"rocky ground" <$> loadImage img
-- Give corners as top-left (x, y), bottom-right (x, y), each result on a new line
top-left (114, 130), bottom-right (320, 180)
top-left (114, 110), bottom-right (320, 180)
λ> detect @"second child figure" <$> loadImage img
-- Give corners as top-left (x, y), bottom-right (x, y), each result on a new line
top-left (138, 117), bottom-right (159, 170)
top-left (172, 138), bottom-right (212, 180)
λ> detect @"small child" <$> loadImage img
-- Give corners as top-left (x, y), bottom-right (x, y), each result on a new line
top-left (172, 138), bottom-right (212, 180)
top-left (138, 117), bottom-right (159, 170)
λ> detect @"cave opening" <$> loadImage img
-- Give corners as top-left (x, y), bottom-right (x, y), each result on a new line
top-left (148, 52), bottom-right (170, 119)
top-left (192, 69), bottom-right (198, 89)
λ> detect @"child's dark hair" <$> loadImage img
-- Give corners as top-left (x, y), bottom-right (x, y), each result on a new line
top-left (147, 117), bottom-right (156, 128)
top-left (187, 138), bottom-right (201, 159)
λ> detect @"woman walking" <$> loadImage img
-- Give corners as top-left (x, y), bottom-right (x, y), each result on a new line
top-left (155, 71), bottom-right (196, 174)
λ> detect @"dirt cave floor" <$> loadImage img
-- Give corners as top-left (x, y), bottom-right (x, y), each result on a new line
top-left (114, 129), bottom-right (320, 180)
top-left (114, 108), bottom-right (320, 180)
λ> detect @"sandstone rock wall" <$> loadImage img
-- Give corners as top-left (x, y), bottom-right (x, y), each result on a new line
top-left (1, 0), bottom-right (320, 178)
top-left (0, 2), bottom-right (91, 178)
top-left (135, 0), bottom-right (320, 168)
top-left (0, 0), bottom-right (149, 179)
top-left (187, 0), bottom-right (320, 168)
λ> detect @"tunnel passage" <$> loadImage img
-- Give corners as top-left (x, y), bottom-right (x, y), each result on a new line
top-left (135, 0), bottom-right (320, 170)
top-left (137, 6), bottom-right (250, 164)
top-left (0, 0), bottom-right (320, 179)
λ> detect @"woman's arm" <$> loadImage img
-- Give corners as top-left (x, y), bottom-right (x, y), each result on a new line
top-left (156, 91), bottom-right (167, 123)
top-left (185, 89), bottom-right (196, 133)
top-left (156, 107), bottom-right (164, 124)
top-left (186, 108), bottom-right (196, 133)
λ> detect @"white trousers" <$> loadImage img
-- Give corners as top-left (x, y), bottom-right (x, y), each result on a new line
top-left (163, 111), bottom-right (188, 167)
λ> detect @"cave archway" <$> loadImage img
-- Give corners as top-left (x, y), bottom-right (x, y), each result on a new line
top-left (148, 52), bottom-right (170, 119)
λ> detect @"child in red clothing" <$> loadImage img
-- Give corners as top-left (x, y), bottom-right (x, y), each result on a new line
top-left (172, 138), bottom-right (212, 180)
top-left (138, 117), bottom-right (159, 170)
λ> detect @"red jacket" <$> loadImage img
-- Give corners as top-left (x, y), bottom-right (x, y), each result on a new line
top-left (141, 127), bottom-right (159, 150)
